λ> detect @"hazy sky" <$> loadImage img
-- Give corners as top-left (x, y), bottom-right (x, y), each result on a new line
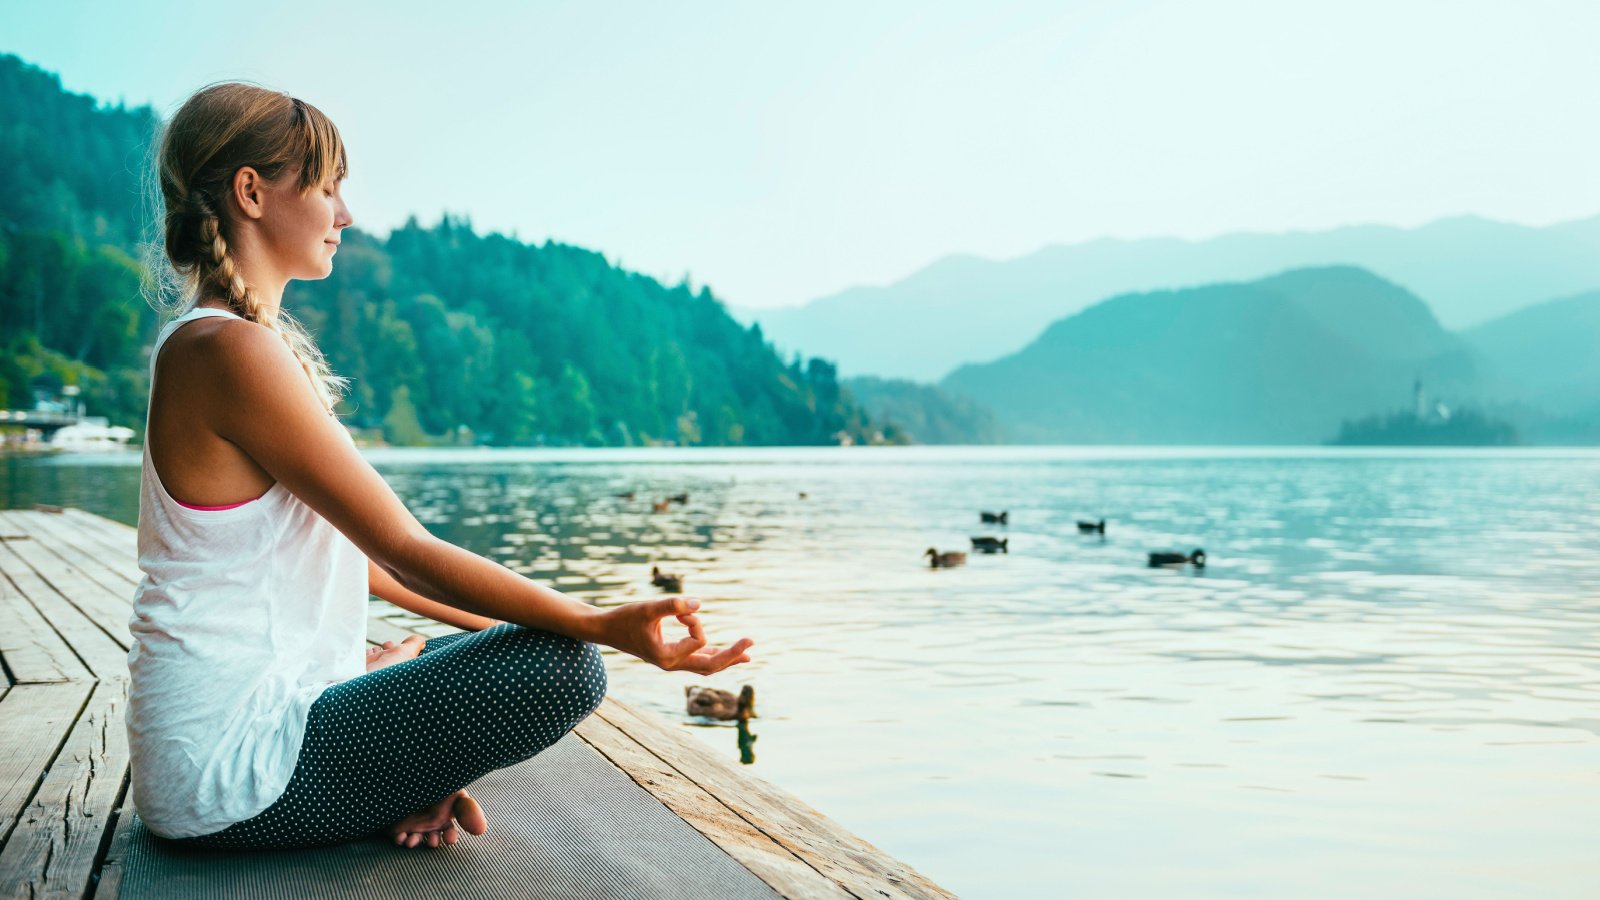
top-left (5, 0), bottom-right (1598, 308)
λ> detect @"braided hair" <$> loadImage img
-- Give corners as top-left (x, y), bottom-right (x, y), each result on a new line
top-left (143, 84), bottom-right (350, 414)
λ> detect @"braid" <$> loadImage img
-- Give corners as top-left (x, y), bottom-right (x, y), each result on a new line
top-left (192, 191), bottom-right (261, 322)
top-left (189, 190), bottom-right (334, 412)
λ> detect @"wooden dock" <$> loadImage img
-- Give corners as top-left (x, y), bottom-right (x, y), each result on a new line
top-left (0, 506), bottom-right (952, 899)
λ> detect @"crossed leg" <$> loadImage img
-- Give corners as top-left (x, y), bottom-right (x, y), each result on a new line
top-left (179, 624), bottom-right (607, 850)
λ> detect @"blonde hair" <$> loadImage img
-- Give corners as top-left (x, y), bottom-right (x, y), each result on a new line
top-left (141, 81), bottom-right (350, 413)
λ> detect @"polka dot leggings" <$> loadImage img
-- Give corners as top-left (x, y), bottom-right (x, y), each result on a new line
top-left (176, 623), bottom-right (608, 850)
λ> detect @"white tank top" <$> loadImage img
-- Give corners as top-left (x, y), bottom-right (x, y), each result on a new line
top-left (127, 305), bottom-right (368, 840)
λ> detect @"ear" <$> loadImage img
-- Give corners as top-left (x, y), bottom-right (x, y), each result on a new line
top-left (231, 166), bottom-right (268, 221)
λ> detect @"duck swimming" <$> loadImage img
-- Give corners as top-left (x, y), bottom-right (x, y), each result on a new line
top-left (980, 511), bottom-right (1008, 525)
top-left (686, 684), bottom-right (756, 721)
top-left (970, 536), bottom-right (1009, 553)
top-left (1147, 548), bottom-right (1205, 568)
top-left (925, 547), bottom-right (968, 568)
top-left (1077, 519), bottom-right (1106, 534)
top-left (651, 565), bottom-right (685, 592)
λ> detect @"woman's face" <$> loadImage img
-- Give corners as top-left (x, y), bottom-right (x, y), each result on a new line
top-left (255, 164), bottom-right (352, 280)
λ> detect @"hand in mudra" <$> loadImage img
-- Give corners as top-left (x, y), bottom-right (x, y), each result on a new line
top-left (602, 596), bottom-right (753, 675)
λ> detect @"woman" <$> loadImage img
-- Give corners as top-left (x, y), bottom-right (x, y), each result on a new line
top-left (129, 82), bottom-right (753, 851)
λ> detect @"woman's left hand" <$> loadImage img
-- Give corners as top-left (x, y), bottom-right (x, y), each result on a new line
top-left (596, 596), bottom-right (754, 675)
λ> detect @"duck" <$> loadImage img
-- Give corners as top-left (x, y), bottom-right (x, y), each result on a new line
top-left (667, 492), bottom-right (690, 505)
top-left (797, 491), bottom-right (809, 500)
top-left (970, 536), bottom-right (1009, 554)
top-left (651, 565), bottom-right (685, 592)
top-left (1077, 519), bottom-right (1106, 534)
top-left (652, 498), bottom-right (673, 513)
top-left (1147, 548), bottom-right (1206, 568)
top-left (925, 547), bottom-right (967, 568)
top-left (980, 511), bottom-right (1008, 525)
top-left (615, 490), bottom-right (636, 501)
top-left (686, 684), bottom-right (756, 720)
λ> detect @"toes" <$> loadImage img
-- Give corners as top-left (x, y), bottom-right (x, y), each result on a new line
top-left (453, 792), bottom-right (489, 835)
top-left (427, 830), bottom-right (441, 848)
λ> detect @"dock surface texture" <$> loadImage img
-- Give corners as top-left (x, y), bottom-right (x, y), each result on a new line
top-left (0, 506), bottom-right (952, 899)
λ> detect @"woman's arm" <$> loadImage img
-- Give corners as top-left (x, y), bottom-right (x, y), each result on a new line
top-left (368, 557), bottom-right (502, 632)
top-left (203, 322), bottom-right (751, 675)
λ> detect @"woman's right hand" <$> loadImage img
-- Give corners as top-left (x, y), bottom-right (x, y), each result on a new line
top-left (597, 596), bottom-right (754, 675)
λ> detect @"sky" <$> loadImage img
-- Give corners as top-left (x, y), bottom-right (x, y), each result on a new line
top-left (5, 0), bottom-right (1599, 309)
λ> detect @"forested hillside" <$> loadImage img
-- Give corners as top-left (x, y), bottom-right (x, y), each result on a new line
top-left (0, 53), bottom-right (882, 446)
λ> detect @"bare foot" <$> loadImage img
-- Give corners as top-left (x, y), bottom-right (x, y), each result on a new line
top-left (389, 789), bottom-right (489, 849)
top-left (366, 635), bottom-right (426, 673)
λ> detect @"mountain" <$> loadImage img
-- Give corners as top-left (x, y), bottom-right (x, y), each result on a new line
top-left (842, 376), bottom-right (1006, 444)
top-left (941, 266), bottom-right (1485, 444)
top-left (1462, 291), bottom-right (1600, 415)
top-left (752, 217), bottom-right (1600, 381)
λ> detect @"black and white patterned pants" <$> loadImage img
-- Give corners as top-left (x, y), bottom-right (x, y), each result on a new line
top-left (177, 623), bottom-right (608, 849)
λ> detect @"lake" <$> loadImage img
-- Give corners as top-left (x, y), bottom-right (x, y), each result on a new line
top-left (5, 445), bottom-right (1598, 898)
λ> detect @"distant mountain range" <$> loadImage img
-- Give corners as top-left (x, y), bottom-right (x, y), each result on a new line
top-left (943, 266), bottom-right (1506, 444)
top-left (748, 216), bottom-right (1600, 382)
top-left (1463, 290), bottom-right (1600, 415)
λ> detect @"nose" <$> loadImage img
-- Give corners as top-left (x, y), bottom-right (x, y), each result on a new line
top-left (335, 194), bottom-right (353, 230)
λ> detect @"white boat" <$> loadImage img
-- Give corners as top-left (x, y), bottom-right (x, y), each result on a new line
top-left (50, 417), bottom-right (136, 453)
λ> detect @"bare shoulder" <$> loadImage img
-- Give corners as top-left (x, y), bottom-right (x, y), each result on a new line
top-left (193, 316), bottom-right (304, 386)
top-left (156, 314), bottom-right (300, 403)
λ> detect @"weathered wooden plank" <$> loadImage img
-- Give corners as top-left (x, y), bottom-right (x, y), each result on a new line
top-left (90, 790), bottom-right (135, 900)
top-left (0, 515), bottom-right (134, 651)
top-left (0, 568), bottom-right (87, 685)
top-left (0, 680), bottom-right (130, 899)
top-left (575, 713), bottom-right (849, 900)
top-left (599, 699), bottom-right (955, 900)
top-left (14, 509), bottom-right (142, 598)
top-left (10, 510), bottom-right (141, 594)
top-left (0, 682), bottom-right (93, 848)
top-left (0, 538), bottom-right (130, 682)
top-left (30, 510), bottom-right (142, 588)
top-left (63, 508), bottom-right (136, 541)
top-left (59, 506), bottom-right (137, 554)
top-left (3, 509), bottom-right (139, 621)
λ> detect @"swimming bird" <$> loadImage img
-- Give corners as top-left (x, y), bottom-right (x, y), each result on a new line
top-left (651, 565), bottom-right (685, 592)
top-left (1077, 519), bottom-right (1106, 534)
top-left (652, 498), bottom-right (672, 513)
top-left (667, 492), bottom-right (690, 505)
top-left (980, 511), bottom-right (1008, 525)
top-left (925, 547), bottom-right (967, 568)
top-left (798, 491), bottom-right (809, 500)
top-left (615, 490), bottom-right (636, 501)
top-left (1147, 549), bottom-right (1205, 568)
top-left (970, 536), bottom-right (1009, 553)
top-left (686, 684), bottom-right (756, 720)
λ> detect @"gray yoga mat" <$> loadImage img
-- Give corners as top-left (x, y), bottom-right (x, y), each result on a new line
top-left (120, 733), bottom-right (781, 899)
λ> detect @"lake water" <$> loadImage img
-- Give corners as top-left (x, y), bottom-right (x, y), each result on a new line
top-left (5, 446), bottom-right (1598, 898)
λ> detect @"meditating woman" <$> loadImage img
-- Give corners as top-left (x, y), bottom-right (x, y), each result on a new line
top-left (128, 82), bottom-right (754, 851)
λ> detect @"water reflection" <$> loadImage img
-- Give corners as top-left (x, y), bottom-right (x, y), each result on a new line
top-left (7, 446), bottom-right (1600, 898)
